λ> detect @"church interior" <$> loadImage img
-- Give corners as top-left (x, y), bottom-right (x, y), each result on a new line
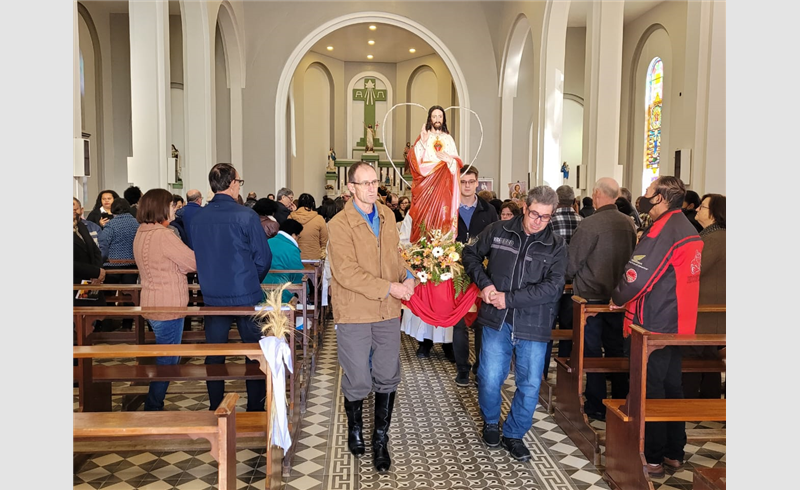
top-left (61, 1), bottom-right (748, 489)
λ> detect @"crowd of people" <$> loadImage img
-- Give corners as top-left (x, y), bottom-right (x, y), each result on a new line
top-left (74, 111), bottom-right (724, 478)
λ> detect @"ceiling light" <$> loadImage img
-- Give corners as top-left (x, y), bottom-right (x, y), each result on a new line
top-left (368, 40), bottom-right (375, 45)
top-left (326, 46), bottom-right (333, 51)
top-left (369, 25), bottom-right (377, 30)
top-left (367, 55), bottom-right (373, 59)
top-left (409, 48), bottom-right (416, 53)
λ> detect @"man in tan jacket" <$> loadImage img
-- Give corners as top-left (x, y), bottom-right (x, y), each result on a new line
top-left (328, 161), bottom-right (416, 473)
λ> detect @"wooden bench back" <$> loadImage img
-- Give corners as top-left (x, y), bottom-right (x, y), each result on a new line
top-left (627, 324), bottom-right (726, 434)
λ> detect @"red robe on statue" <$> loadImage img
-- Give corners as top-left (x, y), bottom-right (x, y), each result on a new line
top-left (406, 132), bottom-right (463, 243)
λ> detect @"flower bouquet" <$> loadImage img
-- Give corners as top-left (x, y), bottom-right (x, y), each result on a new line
top-left (400, 226), bottom-right (479, 327)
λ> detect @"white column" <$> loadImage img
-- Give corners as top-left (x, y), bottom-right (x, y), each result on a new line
top-left (128, 0), bottom-right (172, 191)
top-left (685, 1), bottom-right (725, 194)
top-left (230, 87), bottom-right (243, 169)
top-left (581, 1), bottom-right (624, 186)
top-left (73, 1), bottom-right (84, 201)
top-left (181, 1), bottom-right (218, 194)
top-left (537, 1), bottom-right (569, 189)
top-left (499, 95), bottom-right (514, 190)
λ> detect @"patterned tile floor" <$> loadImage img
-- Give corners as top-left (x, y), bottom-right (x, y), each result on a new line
top-left (74, 319), bottom-right (725, 489)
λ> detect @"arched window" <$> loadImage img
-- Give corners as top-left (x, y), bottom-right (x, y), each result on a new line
top-left (642, 57), bottom-right (663, 193)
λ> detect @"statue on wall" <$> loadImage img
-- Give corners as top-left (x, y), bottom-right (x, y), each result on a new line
top-left (171, 144), bottom-right (182, 183)
top-left (561, 161), bottom-right (570, 180)
top-left (327, 148), bottom-right (337, 172)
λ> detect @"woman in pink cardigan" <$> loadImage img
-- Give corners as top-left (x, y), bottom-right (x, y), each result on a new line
top-left (133, 188), bottom-right (197, 411)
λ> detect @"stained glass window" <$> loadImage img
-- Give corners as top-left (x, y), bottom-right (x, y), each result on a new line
top-left (642, 57), bottom-right (663, 193)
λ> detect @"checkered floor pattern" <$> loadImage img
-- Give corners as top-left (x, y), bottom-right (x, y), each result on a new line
top-left (74, 319), bottom-right (725, 489)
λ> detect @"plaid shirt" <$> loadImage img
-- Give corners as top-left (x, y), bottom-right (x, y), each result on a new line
top-left (550, 206), bottom-right (582, 245)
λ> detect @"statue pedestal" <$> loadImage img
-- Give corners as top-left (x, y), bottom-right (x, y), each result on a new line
top-left (360, 153), bottom-right (380, 165)
top-left (326, 172), bottom-right (338, 197)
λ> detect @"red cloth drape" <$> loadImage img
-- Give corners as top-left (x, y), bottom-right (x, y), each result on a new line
top-left (407, 136), bottom-right (463, 243)
top-left (464, 297), bottom-right (482, 327)
top-left (402, 280), bottom-right (479, 328)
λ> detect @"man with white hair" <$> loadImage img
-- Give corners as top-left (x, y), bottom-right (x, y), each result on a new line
top-left (566, 177), bottom-right (637, 422)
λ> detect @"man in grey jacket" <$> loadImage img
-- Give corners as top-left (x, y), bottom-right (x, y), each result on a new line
top-left (565, 177), bottom-right (636, 421)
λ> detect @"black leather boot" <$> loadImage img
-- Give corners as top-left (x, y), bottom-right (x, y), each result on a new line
top-left (372, 391), bottom-right (396, 472)
top-left (344, 398), bottom-right (365, 457)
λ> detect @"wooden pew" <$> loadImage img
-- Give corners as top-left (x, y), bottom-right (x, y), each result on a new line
top-left (693, 468), bottom-right (726, 490)
top-left (602, 325), bottom-right (726, 490)
top-left (73, 305), bottom-right (305, 448)
top-left (74, 343), bottom-right (287, 487)
top-left (75, 392), bottom-right (241, 490)
top-left (554, 297), bottom-right (726, 466)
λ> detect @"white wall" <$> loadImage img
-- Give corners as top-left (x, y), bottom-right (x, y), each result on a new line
top-left (78, 14), bottom-right (99, 203)
top-left (511, 30), bottom-right (535, 188)
top-left (302, 63), bottom-right (331, 198)
top-left (239, 2), bottom-right (501, 193)
top-left (619, 0), bottom-right (687, 197)
top-left (564, 27), bottom-right (586, 100)
top-left (562, 98), bottom-right (583, 192)
top-left (215, 24), bottom-right (232, 164)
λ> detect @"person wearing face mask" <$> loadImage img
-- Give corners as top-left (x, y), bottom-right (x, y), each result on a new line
top-left (610, 176), bottom-right (703, 478)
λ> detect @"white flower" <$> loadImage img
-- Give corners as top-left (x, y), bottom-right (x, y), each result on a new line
top-left (432, 247), bottom-right (444, 258)
top-left (417, 271), bottom-right (428, 283)
top-left (440, 272), bottom-right (453, 281)
top-left (448, 252), bottom-right (460, 262)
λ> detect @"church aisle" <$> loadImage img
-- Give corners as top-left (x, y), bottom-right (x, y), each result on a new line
top-left (73, 319), bottom-right (724, 489)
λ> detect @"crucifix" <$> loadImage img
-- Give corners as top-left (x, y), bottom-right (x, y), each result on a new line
top-left (353, 78), bottom-right (387, 150)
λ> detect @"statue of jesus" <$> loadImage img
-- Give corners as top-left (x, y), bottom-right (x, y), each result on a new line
top-left (364, 122), bottom-right (379, 153)
top-left (406, 105), bottom-right (462, 243)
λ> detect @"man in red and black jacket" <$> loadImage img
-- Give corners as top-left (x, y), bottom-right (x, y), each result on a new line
top-left (610, 175), bottom-right (703, 478)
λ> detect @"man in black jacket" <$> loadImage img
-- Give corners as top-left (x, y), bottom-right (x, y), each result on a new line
top-left (275, 187), bottom-right (295, 224)
top-left (462, 186), bottom-right (566, 462)
top-left (448, 167), bottom-right (498, 386)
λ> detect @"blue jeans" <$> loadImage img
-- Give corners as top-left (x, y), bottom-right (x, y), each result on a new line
top-left (205, 315), bottom-right (266, 412)
top-left (477, 322), bottom-right (548, 439)
top-left (144, 318), bottom-right (185, 411)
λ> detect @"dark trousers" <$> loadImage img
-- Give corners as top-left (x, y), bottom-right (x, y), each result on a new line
top-left (682, 346), bottom-right (723, 399)
top-left (583, 312), bottom-right (629, 414)
top-left (204, 315), bottom-right (266, 412)
top-left (453, 317), bottom-right (482, 375)
top-left (644, 346), bottom-right (686, 464)
top-left (546, 291), bottom-right (574, 378)
top-left (103, 265), bottom-right (138, 330)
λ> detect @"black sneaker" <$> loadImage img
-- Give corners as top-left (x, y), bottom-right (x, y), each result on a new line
top-left (455, 371), bottom-right (470, 387)
top-left (501, 436), bottom-right (531, 462)
top-left (482, 423), bottom-right (501, 448)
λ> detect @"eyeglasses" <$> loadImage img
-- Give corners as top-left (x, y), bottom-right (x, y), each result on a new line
top-left (698, 205), bottom-right (709, 211)
top-left (527, 209), bottom-right (552, 222)
top-left (234, 179), bottom-right (245, 186)
top-left (352, 179), bottom-right (380, 188)
top-left (460, 179), bottom-right (478, 186)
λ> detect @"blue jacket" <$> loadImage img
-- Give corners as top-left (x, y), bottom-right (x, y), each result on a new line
top-left (190, 194), bottom-right (272, 306)
top-left (262, 232), bottom-right (305, 303)
top-left (176, 202), bottom-right (203, 249)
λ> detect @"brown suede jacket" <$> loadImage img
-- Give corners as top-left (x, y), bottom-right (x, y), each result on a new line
top-left (327, 200), bottom-right (413, 324)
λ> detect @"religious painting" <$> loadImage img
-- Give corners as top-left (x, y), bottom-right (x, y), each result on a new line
top-left (508, 181), bottom-right (527, 200)
top-left (477, 178), bottom-right (493, 193)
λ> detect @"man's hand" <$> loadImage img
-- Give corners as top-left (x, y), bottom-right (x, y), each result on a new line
top-left (488, 291), bottom-right (506, 310)
top-left (420, 124), bottom-right (429, 145)
top-left (608, 300), bottom-right (624, 310)
top-left (389, 282), bottom-right (413, 301)
top-left (481, 285), bottom-right (497, 303)
top-left (92, 268), bottom-right (107, 285)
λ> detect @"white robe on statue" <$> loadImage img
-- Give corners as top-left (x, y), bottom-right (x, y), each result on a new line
top-left (398, 213), bottom-right (454, 343)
